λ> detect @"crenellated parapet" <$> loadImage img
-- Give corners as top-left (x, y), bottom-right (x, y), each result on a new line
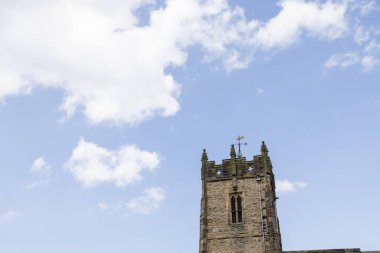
top-left (204, 155), bottom-right (266, 181)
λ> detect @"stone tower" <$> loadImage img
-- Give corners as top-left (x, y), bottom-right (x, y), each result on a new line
top-left (199, 142), bottom-right (282, 253)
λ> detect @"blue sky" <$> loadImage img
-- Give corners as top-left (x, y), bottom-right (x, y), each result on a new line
top-left (0, 0), bottom-right (380, 252)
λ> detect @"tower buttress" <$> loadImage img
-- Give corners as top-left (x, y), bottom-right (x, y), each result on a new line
top-left (260, 141), bottom-right (282, 251)
top-left (199, 149), bottom-right (208, 253)
top-left (261, 141), bottom-right (272, 174)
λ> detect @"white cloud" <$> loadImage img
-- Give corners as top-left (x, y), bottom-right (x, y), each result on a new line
top-left (364, 40), bottom-right (380, 53)
top-left (361, 39), bottom-right (380, 72)
top-left (362, 55), bottom-right (379, 71)
top-left (0, 210), bottom-right (21, 223)
top-left (350, 0), bottom-right (377, 16)
top-left (276, 179), bottom-right (307, 193)
top-left (254, 0), bottom-right (348, 49)
top-left (0, 0), bottom-right (353, 125)
top-left (324, 52), bottom-right (361, 69)
top-left (324, 49), bottom-right (379, 72)
top-left (30, 156), bottom-right (51, 175)
top-left (127, 187), bottom-right (165, 214)
top-left (65, 139), bottom-right (160, 187)
top-left (0, 0), bottom-right (257, 124)
top-left (97, 201), bottom-right (124, 212)
top-left (28, 156), bottom-right (51, 190)
top-left (324, 1), bottom-right (379, 73)
top-left (354, 26), bottom-right (371, 45)
top-left (97, 187), bottom-right (165, 214)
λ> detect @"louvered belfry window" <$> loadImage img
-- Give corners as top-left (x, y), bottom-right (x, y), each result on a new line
top-left (231, 195), bottom-right (243, 223)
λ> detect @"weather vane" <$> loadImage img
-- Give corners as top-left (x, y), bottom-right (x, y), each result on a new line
top-left (235, 135), bottom-right (248, 158)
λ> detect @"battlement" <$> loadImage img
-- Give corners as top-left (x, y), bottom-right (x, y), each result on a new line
top-left (201, 141), bottom-right (273, 182)
top-left (204, 155), bottom-right (265, 181)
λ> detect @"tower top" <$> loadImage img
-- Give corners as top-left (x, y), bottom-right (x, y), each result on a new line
top-left (201, 141), bottom-right (273, 182)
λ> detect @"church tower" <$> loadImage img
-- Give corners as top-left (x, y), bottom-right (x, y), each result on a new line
top-left (199, 141), bottom-right (282, 253)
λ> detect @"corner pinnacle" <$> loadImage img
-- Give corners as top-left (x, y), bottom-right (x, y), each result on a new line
top-left (230, 144), bottom-right (236, 158)
top-left (261, 141), bottom-right (268, 156)
top-left (202, 149), bottom-right (208, 162)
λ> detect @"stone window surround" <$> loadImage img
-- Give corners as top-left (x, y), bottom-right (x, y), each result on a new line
top-left (229, 192), bottom-right (243, 224)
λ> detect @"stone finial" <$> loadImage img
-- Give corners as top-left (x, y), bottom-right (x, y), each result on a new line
top-left (261, 141), bottom-right (268, 156)
top-left (261, 141), bottom-right (273, 174)
top-left (230, 145), bottom-right (237, 176)
top-left (202, 149), bottom-right (208, 163)
top-left (201, 149), bottom-right (208, 180)
top-left (230, 144), bottom-right (236, 158)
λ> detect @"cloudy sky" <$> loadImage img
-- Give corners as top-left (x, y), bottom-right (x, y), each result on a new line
top-left (0, 0), bottom-right (379, 252)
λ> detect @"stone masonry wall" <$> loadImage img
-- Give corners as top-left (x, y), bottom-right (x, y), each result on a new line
top-left (206, 178), bottom-right (266, 253)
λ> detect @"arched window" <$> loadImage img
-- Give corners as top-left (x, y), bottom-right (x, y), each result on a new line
top-left (237, 196), bottom-right (243, 223)
top-left (231, 196), bottom-right (236, 223)
top-left (231, 195), bottom-right (242, 224)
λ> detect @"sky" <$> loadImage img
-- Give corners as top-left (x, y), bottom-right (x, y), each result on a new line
top-left (0, 0), bottom-right (380, 252)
